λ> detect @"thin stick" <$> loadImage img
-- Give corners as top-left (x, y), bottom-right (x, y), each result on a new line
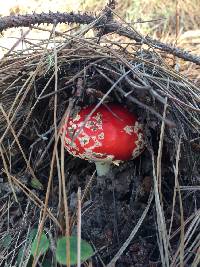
top-left (61, 99), bottom-right (75, 267)
top-left (151, 150), bottom-right (170, 267)
top-left (171, 137), bottom-right (185, 267)
top-left (52, 22), bottom-right (62, 229)
top-left (157, 97), bottom-right (168, 201)
top-left (77, 187), bottom-right (82, 267)
top-left (52, 24), bottom-right (71, 267)
top-left (176, 139), bottom-right (184, 267)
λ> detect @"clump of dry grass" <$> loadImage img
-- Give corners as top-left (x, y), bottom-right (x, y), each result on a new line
top-left (0, 6), bottom-right (200, 267)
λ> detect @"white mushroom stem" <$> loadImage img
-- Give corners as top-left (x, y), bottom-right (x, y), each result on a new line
top-left (94, 161), bottom-right (112, 176)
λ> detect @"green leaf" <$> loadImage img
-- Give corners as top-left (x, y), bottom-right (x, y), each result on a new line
top-left (16, 228), bottom-right (37, 266)
top-left (1, 234), bottom-right (12, 249)
top-left (28, 228), bottom-right (38, 242)
top-left (31, 177), bottom-right (43, 190)
top-left (31, 232), bottom-right (49, 257)
top-left (56, 236), bottom-right (93, 266)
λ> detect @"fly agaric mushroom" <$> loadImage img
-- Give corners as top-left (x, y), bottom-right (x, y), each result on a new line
top-left (62, 104), bottom-right (145, 176)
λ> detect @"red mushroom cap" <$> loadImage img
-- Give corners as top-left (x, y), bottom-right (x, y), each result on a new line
top-left (63, 104), bottom-right (145, 162)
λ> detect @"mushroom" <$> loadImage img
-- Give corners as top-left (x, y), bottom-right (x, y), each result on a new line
top-left (62, 104), bottom-right (145, 176)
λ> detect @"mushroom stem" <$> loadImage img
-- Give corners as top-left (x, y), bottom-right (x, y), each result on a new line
top-left (94, 161), bottom-right (111, 176)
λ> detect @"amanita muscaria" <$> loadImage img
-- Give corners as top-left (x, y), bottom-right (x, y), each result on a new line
top-left (62, 104), bottom-right (145, 176)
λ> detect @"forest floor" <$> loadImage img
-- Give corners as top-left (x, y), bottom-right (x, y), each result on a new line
top-left (0, 1), bottom-right (200, 266)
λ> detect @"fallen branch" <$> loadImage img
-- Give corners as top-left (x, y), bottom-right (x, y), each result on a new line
top-left (0, 11), bottom-right (200, 65)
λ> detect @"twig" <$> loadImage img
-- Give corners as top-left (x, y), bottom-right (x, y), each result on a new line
top-left (77, 187), bottom-right (82, 267)
top-left (0, 11), bottom-right (199, 65)
top-left (61, 98), bottom-right (75, 267)
top-left (0, 12), bottom-right (96, 32)
top-left (173, 137), bottom-right (184, 267)
top-left (151, 148), bottom-right (170, 266)
top-left (157, 97), bottom-right (168, 199)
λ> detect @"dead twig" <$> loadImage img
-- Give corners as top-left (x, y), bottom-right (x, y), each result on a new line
top-left (0, 11), bottom-right (199, 65)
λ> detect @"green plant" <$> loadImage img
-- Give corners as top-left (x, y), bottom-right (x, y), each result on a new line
top-left (17, 230), bottom-right (50, 266)
top-left (31, 232), bottom-right (50, 257)
top-left (56, 236), bottom-right (93, 266)
top-left (16, 228), bottom-right (39, 266)
top-left (17, 230), bottom-right (93, 266)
